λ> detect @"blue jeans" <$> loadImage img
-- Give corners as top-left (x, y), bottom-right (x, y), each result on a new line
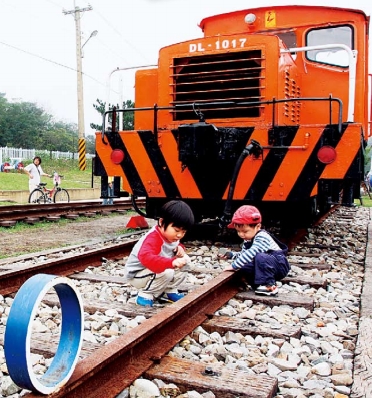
top-left (239, 250), bottom-right (290, 288)
top-left (102, 185), bottom-right (114, 205)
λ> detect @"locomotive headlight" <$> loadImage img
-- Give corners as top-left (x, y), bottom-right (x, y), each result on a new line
top-left (111, 149), bottom-right (125, 164)
top-left (317, 146), bottom-right (337, 164)
top-left (244, 13), bottom-right (256, 24)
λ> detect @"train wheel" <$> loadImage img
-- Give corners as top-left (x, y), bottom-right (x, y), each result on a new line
top-left (28, 189), bottom-right (46, 204)
top-left (296, 197), bottom-right (318, 226)
top-left (54, 189), bottom-right (70, 203)
top-left (318, 194), bottom-right (331, 215)
top-left (308, 197), bottom-right (318, 221)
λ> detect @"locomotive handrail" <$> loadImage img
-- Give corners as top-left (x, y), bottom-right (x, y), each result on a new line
top-left (101, 96), bottom-right (343, 136)
top-left (102, 64), bottom-right (158, 143)
top-left (266, 96), bottom-right (343, 134)
top-left (281, 44), bottom-right (356, 123)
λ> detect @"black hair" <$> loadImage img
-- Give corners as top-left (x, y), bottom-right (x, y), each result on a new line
top-left (159, 200), bottom-right (194, 230)
top-left (33, 156), bottom-right (42, 164)
top-left (234, 222), bottom-right (261, 228)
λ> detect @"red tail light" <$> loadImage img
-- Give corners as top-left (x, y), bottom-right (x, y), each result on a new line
top-left (317, 146), bottom-right (337, 164)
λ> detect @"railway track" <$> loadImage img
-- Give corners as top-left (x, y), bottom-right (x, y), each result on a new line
top-left (0, 199), bottom-right (146, 226)
top-left (0, 206), bottom-right (369, 397)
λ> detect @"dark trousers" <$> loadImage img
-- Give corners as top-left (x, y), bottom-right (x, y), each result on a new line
top-left (239, 250), bottom-right (290, 288)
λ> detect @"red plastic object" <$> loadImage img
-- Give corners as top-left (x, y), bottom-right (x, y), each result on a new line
top-left (126, 216), bottom-right (149, 229)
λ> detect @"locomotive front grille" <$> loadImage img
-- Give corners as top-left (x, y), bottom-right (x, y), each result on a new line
top-left (170, 50), bottom-right (264, 120)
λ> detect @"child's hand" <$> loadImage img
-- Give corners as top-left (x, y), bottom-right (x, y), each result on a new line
top-left (174, 246), bottom-right (186, 257)
top-left (218, 251), bottom-right (233, 260)
top-left (223, 264), bottom-right (235, 272)
top-left (172, 257), bottom-right (187, 269)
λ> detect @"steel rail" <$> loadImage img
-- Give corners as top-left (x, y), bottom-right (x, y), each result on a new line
top-left (8, 206), bottom-right (339, 397)
top-left (0, 199), bottom-right (146, 222)
top-left (0, 238), bottom-right (139, 295)
top-left (0, 201), bottom-right (320, 295)
top-left (24, 271), bottom-right (242, 398)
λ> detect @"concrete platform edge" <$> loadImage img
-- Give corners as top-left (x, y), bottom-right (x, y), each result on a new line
top-left (0, 188), bottom-right (101, 203)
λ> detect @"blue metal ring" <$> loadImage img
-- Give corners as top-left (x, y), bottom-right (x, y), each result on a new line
top-left (4, 274), bottom-right (83, 394)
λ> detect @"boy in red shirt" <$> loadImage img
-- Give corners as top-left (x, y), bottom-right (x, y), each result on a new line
top-left (124, 200), bottom-right (194, 306)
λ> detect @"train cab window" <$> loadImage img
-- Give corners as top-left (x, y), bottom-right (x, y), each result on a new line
top-left (264, 30), bottom-right (297, 53)
top-left (277, 31), bottom-right (297, 50)
top-left (306, 25), bottom-right (353, 68)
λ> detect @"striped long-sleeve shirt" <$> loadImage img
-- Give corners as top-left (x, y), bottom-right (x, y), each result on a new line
top-left (230, 230), bottom-right (282, 270)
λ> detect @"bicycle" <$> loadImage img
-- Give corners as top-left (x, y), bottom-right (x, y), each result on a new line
top-left (28, 171), bottom-right (70, 204)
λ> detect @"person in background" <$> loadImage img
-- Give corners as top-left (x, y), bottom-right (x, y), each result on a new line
top-left (220, 205), bottom-right (290, 296)
top-left (124, 200), bottom-right (195, 307)
top-left (102, 177), bottom-right (114, 205)
top-left (368, 171), bottom-right (372, 193)
top-left (23, 156), bottom-right (51, 193)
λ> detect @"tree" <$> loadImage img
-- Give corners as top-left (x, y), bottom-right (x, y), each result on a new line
top-left (90, 99), bottom-right (134, 131)
top-left (85, 135), bottom-right (95, 154)
top-left (0, 94), bottom-right (12, 146)
top-left (0, 94), bottom-right (99, 153)
top-left (0, 95), bottom-right (81, 152)
top-left (50, 121), bottom-right (79, 153)
top-left (0, 101), bottom-right (51, 148)
top-left (365, 144), bottom-right (372, 174)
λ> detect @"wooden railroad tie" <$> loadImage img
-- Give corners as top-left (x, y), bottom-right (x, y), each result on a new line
top-left (235, 290), bottom-right (314, 310)
top-left (0, 326), bottom-right (98, 361)
top-left (202, 316), bottom-right (301, 340)
top-left (145, 355), bottom-right (278, 398)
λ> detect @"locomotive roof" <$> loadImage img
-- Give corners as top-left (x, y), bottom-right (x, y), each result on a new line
top-left (199, 5), bottom-right (369, 35)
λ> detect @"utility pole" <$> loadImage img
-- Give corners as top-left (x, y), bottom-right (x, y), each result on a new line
top-left (63, 2), bottom-right (93, 171)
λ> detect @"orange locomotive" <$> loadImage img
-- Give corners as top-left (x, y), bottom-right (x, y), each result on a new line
top-left (95, 5), bottom-right (370, 227)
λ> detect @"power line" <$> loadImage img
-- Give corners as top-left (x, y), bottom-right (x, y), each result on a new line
top-left (0, 39), bottom-right (105, 87)
top-left (73, 0), bottom-right (153, 64)
top-left (88, 4), bottom-right (152, 64)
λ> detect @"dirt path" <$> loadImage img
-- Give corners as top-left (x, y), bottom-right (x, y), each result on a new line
top-left (0, 213), bottom-right (154, 258)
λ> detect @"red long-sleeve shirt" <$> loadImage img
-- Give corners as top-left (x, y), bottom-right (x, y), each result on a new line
top-left (124, 225), bottom-right (183, 279)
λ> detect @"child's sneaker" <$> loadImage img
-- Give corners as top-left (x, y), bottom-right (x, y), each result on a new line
top-left (136, 295), bottom-right (153, 307)
top-left (255, 285), bottom-right (278, 296)
top-left (166, 292), bottom-right (185, 302)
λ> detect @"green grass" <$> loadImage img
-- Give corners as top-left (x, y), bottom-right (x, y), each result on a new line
top-left (358, 195), bottom-right (372, 207)
top-left (0, 217), bottom-right (73, 233)
top-left (0, 158), bottom-right (101, 190)
top-left (0, 213), bottom-right (123, 234)
top-left (3, 159), bottom-right (372, 210)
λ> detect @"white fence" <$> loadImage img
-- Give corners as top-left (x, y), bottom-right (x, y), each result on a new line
top-left (0, 147), bottom-right (93, 164)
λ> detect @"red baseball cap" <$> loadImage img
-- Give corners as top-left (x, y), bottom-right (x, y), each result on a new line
top-left (227, 205), bottom-right (262, 228)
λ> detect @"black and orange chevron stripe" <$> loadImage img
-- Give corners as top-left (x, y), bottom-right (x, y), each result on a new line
top-left (95, 122), bottom-right (363, 204)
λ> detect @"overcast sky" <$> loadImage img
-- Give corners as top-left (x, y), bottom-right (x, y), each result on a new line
top-left (0, 0), bottom-right (371, 137)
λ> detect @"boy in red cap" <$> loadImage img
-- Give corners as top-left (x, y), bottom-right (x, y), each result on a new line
top-left (221, 205), bottom-right (290, 296)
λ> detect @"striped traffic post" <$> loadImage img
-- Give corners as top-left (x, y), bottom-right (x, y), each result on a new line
top-left (78, 137), bottom-right (87, 171)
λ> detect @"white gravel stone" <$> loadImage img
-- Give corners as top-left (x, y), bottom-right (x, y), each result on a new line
top-left (0, 207), bottom-right (369, 398)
